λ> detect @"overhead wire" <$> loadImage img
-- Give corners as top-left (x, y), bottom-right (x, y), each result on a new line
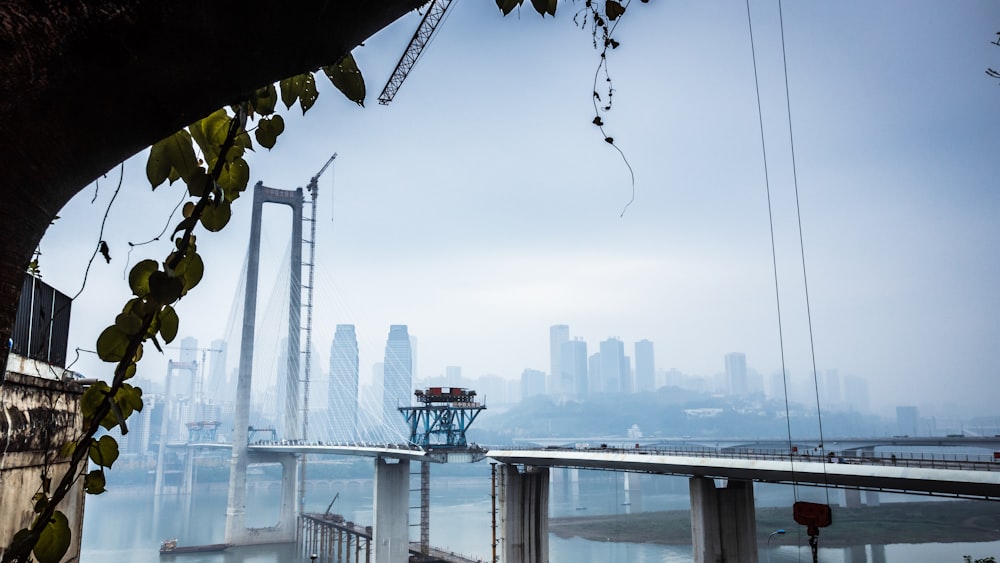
top-left (744, 0), bottom-right (799, 505)
top-left (777, 0), bottom-right (831, 505)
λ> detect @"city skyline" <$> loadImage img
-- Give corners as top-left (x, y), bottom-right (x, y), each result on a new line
top-left (33, 2), bottom-right (1000, 416)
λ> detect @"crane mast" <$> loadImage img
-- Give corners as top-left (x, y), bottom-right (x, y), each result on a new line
top-left (378, 0), bottom-right (456, 105)
top-left (300, 152), bottom-right (336, 513)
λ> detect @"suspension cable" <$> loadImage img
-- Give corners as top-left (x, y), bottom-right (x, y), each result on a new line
top-left (778, 0), bottom-right (831, 504)
top-left (744, 0), bottom-right (799, 504)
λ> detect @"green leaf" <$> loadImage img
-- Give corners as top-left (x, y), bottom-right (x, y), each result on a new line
top-left (299, 73), bottom-right (319, 114)
top-left (81, 384), bottom-right (110, 421)
top-left (279, 75), bottom-right (300, 109)
top-left (184, 168), bottom-right (210, 198)
top-left (128, 259), bottom-right (158, 297)
top-left (146, 141), bottom-right (171, 189)
top-left (158, 305), bottom-right (179, 344)
top-left (200, 200), bottom-right (232, 232)
top-left (177, 252), bottom-right (204, 293)
top-left (530, 0), bottom-right (556, 16)
top-left (324, 54), bottom-right (366, 107)
top-left (148, 271), bottom-right (183, 304)
top-left (89, 435), bottom-right (119, 468)
top-left (605, 0), bottom-right (625, 20)
top-left (161, 130), bottom-right (199, 183)
top-left (217, 158), bottom-right (250, 198)
top-left (253, 84), bottom-right (278, 116)
top-left (84, 470), bottom-right (107, 495)
top-left (496, 0), bottom-right (522, 15)
top-left (189, 109), bottom-right (230, 164)
top-left (59, 441), bottom-right (76, 459)
top-left (119, 383), bottom-right (144, 413)
top-left (32, 493), bottom-right (49, 513)
top-left (114, 312), bottom-right (143, 336)
top-left (33, 510), bottom-right (71, 563)
top-left (255, 115), bottom-right (285, 150)
top-left (96, 326), bottom-right (129, 362)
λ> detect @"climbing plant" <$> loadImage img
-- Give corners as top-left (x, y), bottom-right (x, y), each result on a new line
top-left (2, 1), bottom-right (637, 560)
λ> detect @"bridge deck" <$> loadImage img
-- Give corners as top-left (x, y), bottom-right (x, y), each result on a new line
top-left (488, 446), bottom-right (1000, 500)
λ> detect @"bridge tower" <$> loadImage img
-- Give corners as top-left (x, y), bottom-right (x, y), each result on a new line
top-left (226, 182), bottom-right (304, 546)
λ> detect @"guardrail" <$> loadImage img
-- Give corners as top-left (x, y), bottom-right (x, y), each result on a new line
top-left (490, 444), bottom-right (1000, 472)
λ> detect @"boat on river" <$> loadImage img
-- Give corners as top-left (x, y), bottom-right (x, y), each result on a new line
top-left (159, 539), bottom-right (230, 555)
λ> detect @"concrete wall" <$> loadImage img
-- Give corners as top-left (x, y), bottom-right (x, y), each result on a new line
top-left (0, 370), bottom-right (85, 562)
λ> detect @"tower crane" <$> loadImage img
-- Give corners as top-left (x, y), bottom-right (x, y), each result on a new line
top-left (299, 152), bottom-right (337, 515)
top-left (378, 0), bottom-right (456, 105)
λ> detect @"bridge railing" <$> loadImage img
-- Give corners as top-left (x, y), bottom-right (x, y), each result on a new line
top-left (492, 444), bottom-right (1000, 472)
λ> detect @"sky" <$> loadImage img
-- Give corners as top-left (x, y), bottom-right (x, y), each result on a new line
top-left (38, 1), bottom-right (1000, 415)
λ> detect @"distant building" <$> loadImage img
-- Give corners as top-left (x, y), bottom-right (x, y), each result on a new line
top-left (180, 336), bottom-right (198, 398)
top-left (843, 375), bottom-right (870, 413)
top-left (549, 325), bottom-right (569, 395)
top-left (725, 352), bottom-right (747, 396)
top-left (634, 340), bottom-right (655, 392)
top-left (208, 338), bottom-right (228, 402)
top-left (896, 406), bottom-right (919, 436)
top-left (329, 324), bottom-right (359, 441)
top-left (520, 367), bottom-right (547, 401)
top-left (588, 353), bottom-right (602, 393)
top-left (383, 325), bottom-right (412, 433)
top-left (599, 338), bottom-right (627, 392)
top-left (560, 339), bottom-right (588, 397)
top-left (822, 369), bottom-right (842, 406)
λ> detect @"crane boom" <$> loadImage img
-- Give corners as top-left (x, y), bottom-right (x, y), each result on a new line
top-left (378, 0), bottom-right (456, 105)
top-left (308, 152), bottom-right (338, 194)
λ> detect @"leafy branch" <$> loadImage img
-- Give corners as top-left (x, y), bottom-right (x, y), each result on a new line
top-left (3, 52), bottom-right (365, 563)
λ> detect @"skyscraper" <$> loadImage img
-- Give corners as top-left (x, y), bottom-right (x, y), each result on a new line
top-left (549, 325), bottom-right (569, 395)
top-left (520, 368), bottom-right (546, 399)
top-left (208, 338), bottom-right (228, 402)
top-left (725, 352), bottom-right (747, 396)
top-left (383, 325), bottom-right (412, 434)
top-left (329, 324), bottom-right (359, 441)
top-left (634, 339), bottom-right (655, 393)
top-left (599, 338), bottom-right (626, 392)
top-left (560, 339), bottom-right (588, 397)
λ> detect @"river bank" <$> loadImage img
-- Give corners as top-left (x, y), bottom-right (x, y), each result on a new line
top-left (550, 500), bottom-right (1000, 547)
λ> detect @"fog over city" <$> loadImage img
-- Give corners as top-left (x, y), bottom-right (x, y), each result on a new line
top-left (38, 1), bottom-right (1000, 417)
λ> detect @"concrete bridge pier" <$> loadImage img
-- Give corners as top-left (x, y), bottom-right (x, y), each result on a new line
top-left (689, 477), bottom-right (758, 563)
top-left (226, 451), bottom-right (299, 545)
top-left (499, 464), bottom-right (549, 563)
top-left (373, 457), bottom-right (410, 563)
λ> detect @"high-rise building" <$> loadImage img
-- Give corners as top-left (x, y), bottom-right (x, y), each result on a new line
top-left (179, 336), bottom-right (198, 399)
top-left (843, 375), bottom-right (870, 413)
top-left (823, 369), bottom-right (842, 406)
top-left (896, 406), bottom-right (919, 436)
top-left (549, 325), bottom-right (570, 395)
top-left (521, 369), bottom-right (546, 399)
top-left (329, 324), bottom-right (359, 441)
top-left (383, 325), bottom-right (412, 434)
top-left (560, 339), bottom-right (588, 397)
top-left (599, 338), bottom-right (626, 392)
top-left (634, 340), bottom-right (655, 393)
top-left (588, 353), bottom-right (601, 393)
top-left (725, 352), bottom-right (747, 396)
top-left (208, 338), bottom-right (228, 402)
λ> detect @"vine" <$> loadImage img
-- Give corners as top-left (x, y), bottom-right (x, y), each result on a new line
top-left (2, 52), bottom-right (365, 563)
top-left (5, 2), bottom-right (643, 559)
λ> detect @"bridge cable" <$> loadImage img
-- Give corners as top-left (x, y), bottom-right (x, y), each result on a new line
top-left (777, 0), bottom-right (832, 506)
top-left (743, 0), bottom-right (800, 505)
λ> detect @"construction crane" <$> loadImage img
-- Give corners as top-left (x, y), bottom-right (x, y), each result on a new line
top-left (378, 0), bottom-right (456, 105)
top-left (300, 152), bottom-right (336, 516)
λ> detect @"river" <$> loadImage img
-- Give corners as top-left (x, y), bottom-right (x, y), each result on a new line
top-left (80, 467), bottom-right (1000, 562)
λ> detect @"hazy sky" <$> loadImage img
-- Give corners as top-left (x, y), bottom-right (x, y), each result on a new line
top-left (39, 1), bottom-right (1000, 415)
